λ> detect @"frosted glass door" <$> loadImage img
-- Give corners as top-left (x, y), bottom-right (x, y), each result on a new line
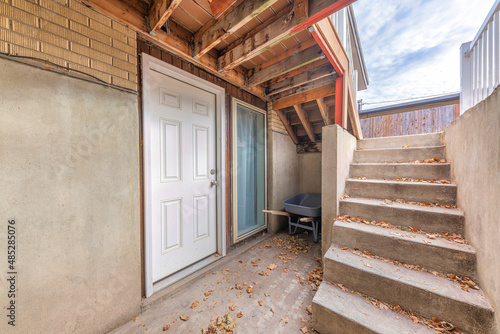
top-left (233, 101), bottom-right (266, 239)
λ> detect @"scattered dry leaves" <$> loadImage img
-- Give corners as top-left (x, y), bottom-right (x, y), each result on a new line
top-left (190, 301), bottom-right (199, 309)
top-left (179, 315), bottom-right (189, 321)
top-left (236, 312), bottom-right (243, 318)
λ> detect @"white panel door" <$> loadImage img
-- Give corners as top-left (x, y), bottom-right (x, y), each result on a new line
top-left (148, 69), bottom-right (217, 282)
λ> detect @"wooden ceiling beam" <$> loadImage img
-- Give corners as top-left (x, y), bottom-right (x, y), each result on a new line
top-left (209, 0), bottom-right (239, 19)
top-left (294, 104), bottom-right (316, 142)
top-left (264, 58), bottom-right (330, 86)
top-left (193, 0), bottom-right (280, 59)
top-left (296, 122), bottom-right (324, 136)
top-left (273, 83), bottom-right (335, 110)
top-left (272, 75), bottom-right (335, 100)
top-left (148, 0), bottom-right (183, 34)
top-left (275, 110), bottom-right (299, 144)
top-left (292, 0), bottom-right (359, 33)
top-left (316, 97), bottom-right (331, 125)
top-left (266, 63), bottom-right (333, 96)
top-left (248, 45), bottom-right (324, 87)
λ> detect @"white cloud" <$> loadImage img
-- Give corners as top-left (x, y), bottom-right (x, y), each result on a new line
top-left (353, 0), bottom-right (494, 108)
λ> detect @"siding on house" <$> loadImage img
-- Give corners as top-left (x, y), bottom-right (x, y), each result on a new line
top-left (0, 0), bottom-right (137, 90)
top-left (360, 104), bottom-right (460, 138)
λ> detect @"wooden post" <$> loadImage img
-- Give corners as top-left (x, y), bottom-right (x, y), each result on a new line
top-left (335, 76), bottom-right (343, 125)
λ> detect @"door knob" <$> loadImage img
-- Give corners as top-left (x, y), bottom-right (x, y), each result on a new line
top-left (210, 180), bottom-right (218, 187)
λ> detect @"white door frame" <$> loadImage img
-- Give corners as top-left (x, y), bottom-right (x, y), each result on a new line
top-left (142, 53), bottom-right (226, 297)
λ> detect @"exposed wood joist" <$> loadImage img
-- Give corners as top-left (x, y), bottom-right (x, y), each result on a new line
top-left (264, 58), bottom-right (330, 86)
top-left (296, 122), bottom-right (323, 136)
top-left (294, 104), bottom-right (316, 142)
top-left (267, 66), bottom-right (334, 96)
top-left (294, 0), bottom-right (309, 25)
top-left (288, 109), bottom-right (324, 126)
top-left (275, 110), bottom-right (299, 144)
top-left (272, 76), bottom-right (335, 100)
top-left (192, 0), bottom-right (280, 59)
top-left (148, 0), bottom-right (183, 34)
top-left (273, 83), bottom-right (335, 110)
top-left (218, 0), bottom-right (358, 73)
top-left (248, 45), bottom-right (324, 87)
top-left (209, 0), bottom-right (239, 19)
top-left (80, 0), bottom-right (265, 98)
top-left (316, 98), bottom-right (331, 125)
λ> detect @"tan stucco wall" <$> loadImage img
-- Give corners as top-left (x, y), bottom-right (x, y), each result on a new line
top-left (321, 125), bottom-right (356, 256)
top-left (298, 153), bottom-right (322, 194)
top-left (444, 86), bottom-right (500, 332)
top-left (0, 57), bottom-right (141, 334)
top-left (267, 130), bottom-right (299, 233)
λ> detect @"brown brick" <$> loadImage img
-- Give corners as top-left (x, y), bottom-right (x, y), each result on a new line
top-left (39, 0), bottom-right (88, 26)
top-left (112, 56), bottom-right (135, 73)
top-left (40, 19), bottom-right (89, 46)
top-left (68, 62), bottom-right (111, 83)
top-left (127, 35), bottom-right (137, 48)
top-left (12, 21), bottom-right (69, 49)
top-left (127, 54), bottom-right (137, 66)
top-left (127, 72), bottom-right (137, 84)
top-left (90, 59), bottom-right (127, 79)
top-left (111, 76), bottom-right (137, 91)
top-left (0, 27), bottom-right (39, 51)
top-left (90, 39), bottom-right (127, 61)
top-left (70, 20), bottom-right (110, 45)
top-left (89, 19), bottom-right (126, 43)
top-left (12, 0), bottom-right (68, 28)
top-left (111, 38), bottom-right (134, 55)
top-left (10, 44), bottom-right (68, 67)
top-left (111, 20), bottom-right (134, 38)
top-left (0, 2), bottom-right (38, 27)
top-left (41, 42), bottom-right (90, 66)
top-left (70, 41), bottom-right (112, 64)
top-left (68, 0), bottom-right (111, 27)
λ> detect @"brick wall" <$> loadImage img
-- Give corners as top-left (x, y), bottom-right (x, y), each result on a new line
top-left (0, 0), bottom-right (137, 91)
top-left (268, 107), bottom-right (287, 134)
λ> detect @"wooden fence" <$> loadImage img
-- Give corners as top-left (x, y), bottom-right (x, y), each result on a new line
top-left (360, 104), bottom-right (460, 139)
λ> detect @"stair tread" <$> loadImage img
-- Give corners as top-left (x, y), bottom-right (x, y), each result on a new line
top-left (313, 281), bottom-right (435, 334)
top-left (325, 246), bottom-right (493, 311)
top-left (356, 145), bottom-right (445, 152)
top-left (340, 197), bottom-right (464, 217)
top-left (334, 220), bottom-right (475, 254)
top-left (346, 178), bottom-right (457, 187)
top-left (352, 162), bottom-right (450, 166)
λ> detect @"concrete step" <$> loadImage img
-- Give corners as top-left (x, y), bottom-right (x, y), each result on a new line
top-left (324, 247), bottom-right (496, 334)
top-left (353, 146), bottom-right (445, 163)
top-left (345, 179), bottom-right (457, 206)
top-left (339, 197), bottom-right (465, 235)
top-left (357, 133), bottom-right (443, 149)
top-left (349, 163), bottom-right (451, 180)
top-left (332, 221), bottom-right (477, 280)
top-left (312, 281), bottom-right (434, 334)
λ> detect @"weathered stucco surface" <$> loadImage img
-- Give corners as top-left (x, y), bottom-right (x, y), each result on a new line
top-left (444, 86), bottom-right (500, 332)
top-left (321, 125), bottom-right (356, 256)
top-left (267, 131), bottom-right (299, 233)
top-left (0, 58), bottom-right (141, 334)
top-left (299, 153), bottom-right (322, 194)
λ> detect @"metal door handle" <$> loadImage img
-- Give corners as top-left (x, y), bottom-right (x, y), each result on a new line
top-left (210, 180), bottom-right (218, 187)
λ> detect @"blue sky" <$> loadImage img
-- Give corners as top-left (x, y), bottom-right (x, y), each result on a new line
top-left (352, 0), bottom-right (494, 108)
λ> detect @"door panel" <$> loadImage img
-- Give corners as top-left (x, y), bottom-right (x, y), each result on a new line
top-left (149, 70), bottom-right (217, 282)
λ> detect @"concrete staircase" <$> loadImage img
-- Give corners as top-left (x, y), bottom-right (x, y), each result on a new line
top-left (313, 133), bottom-right (495, 334)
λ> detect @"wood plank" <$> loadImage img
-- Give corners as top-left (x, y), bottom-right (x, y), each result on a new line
top-left (346, 73), bottom-right (363, 139)
top-left (275, 110), bottom-right (299, 144)
top-left (292, 0), bottom-right (358, 32)
top-left (312, 19), bottom-right (348, 75)
top-left (262, 210), bottom-right (295, 216)
top-left (294, 0), bottom-right (309, 25)
top-left (273, 84), bottom-right (335, 110)
top-left (272, 75), bottom-right (335, 100)
top-left (209, 0), bottom-right (239, 19)
top-left (218, 11), bottom-right (300, 73)
top-left (193, 0), bottom-right (280, 59)
top-left (316, 97), bottom-right (331, 125)
top-left (264, 58), bottom-right (330, 86)
top-left (149, 0), bottom-right (183, 33)
top-left (358, 99), bottom-right (461, 119)
top-left (294, 104), bottom-right (316, 142)
top-left (248, 44), bottom-right (324, 86)
top-left (266, 63), bottom-right (333, 96)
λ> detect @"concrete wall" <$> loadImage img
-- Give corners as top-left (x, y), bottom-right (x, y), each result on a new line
top-left (444, 86), bottom-right (500, 331)
top-left (321, 125), bottom-right (357, 256)
top-left (0, 58), bottom-right (141, 334)
top-left (267, 130), bottom-right (299, 233)
top-left (298, 153), bottom-right (322, 194)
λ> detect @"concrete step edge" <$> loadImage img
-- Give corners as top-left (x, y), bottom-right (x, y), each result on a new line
top-left (355, 145), bottom-right (445, 152)
top-left (346, 178), bottom-right (457, 188)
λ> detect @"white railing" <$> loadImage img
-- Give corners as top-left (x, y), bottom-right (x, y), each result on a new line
top-left (461, 0), bottom-right (500, 113)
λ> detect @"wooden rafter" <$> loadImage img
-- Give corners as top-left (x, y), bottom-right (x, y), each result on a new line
top-left (275, 110), bottom-right (299, 144)
top-left (266, 64), bottom-right (334, 96)
top-left (316, 98), bottom-right (331, 125)
top-left (294, 104), bottom-right (316, 142)
top-left (264, 58), bottom-right (330, 86)
top-left (294, 0), bottom-right (309, 25)
top-left (209, 0), bottom-right (239, 19)
top-left (273, 83), bottom-right (335, 110)
top-left (193, 0), bottom-right (279, 59)
top-left (272, 76), bottom-right (335, 100)
top-left (148, 0), bottom-right (183, 34)
top-left (292, 0), bottom-right (358, 33)
top-left (248, 45), bottom-right (324, 87)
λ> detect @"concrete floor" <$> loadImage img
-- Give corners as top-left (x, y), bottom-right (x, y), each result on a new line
top-left (110, 232), bottom-right (321, 334)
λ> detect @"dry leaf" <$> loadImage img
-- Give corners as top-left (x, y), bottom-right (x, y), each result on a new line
top-left (190, 301), bottom-right (199, 309)
top-left (306, 305), bottom-right (312, 315)
top-left (267, 263), bottom-right (277, 270)
top-left (300, 326), bottom-right (309, 333)
top-left (411, 315), bottom-right (419, 324)
top-left (162, 324), bottom-right (171, 331)
top-left (236, 312), bottom-right (243, 318)
top-left (229, 305), bottom-right (236, 311)
top-left (180, 315), bottom-right (189, 321)
top-left (246, 286), bottom-right (253, 294)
